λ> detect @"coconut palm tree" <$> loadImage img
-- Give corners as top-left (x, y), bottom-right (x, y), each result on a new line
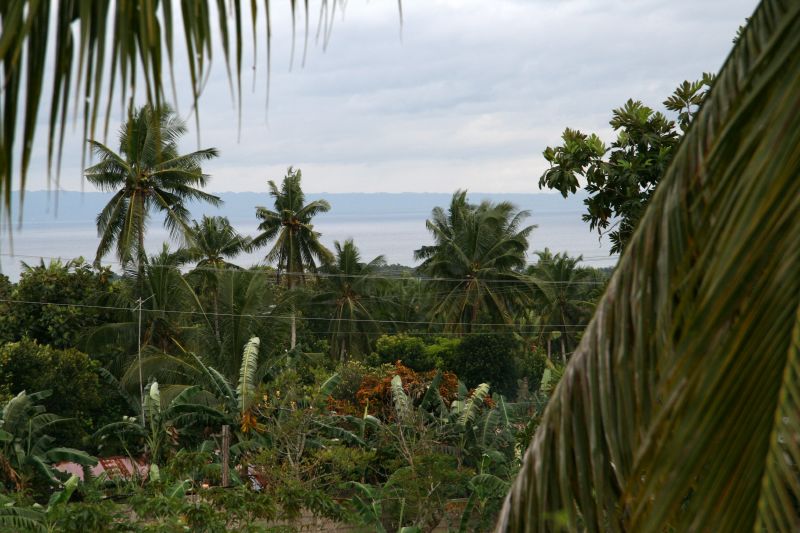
top-left (526, 249), bottom-right (597, 363)
top-left (198, 267), bottom-right (292, 382)
top-left (179, 215), bottom-right (254, 341)
top-left (181, 215), bottom-right (253, 270)
top-left (252, 167), bottom-right (333, 347)
top-left (85, 104), bottom-right (221, 270)
top-left (85, 244), bottom-right (203, 381)
top-left (497, 3), bottom-right (800, 530)
top-left (314, 239), bottom-right (386, 361)
top-left (414, 191), bottom-right (535, 333)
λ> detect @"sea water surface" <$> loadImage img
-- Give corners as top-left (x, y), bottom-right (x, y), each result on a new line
top-left (0, 191), bottom-right (616, 280)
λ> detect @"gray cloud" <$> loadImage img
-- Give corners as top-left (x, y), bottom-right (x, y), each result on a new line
top-left (21, 0), bottom-right (756, 194)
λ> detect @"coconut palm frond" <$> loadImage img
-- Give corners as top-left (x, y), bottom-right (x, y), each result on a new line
top-left (497, 3), bottom-right (800, 531)
top-left (0, 1), bottom-right (367, 227)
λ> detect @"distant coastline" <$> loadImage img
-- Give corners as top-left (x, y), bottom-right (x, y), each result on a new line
top-left (1, 190), bottom-right (614, 280)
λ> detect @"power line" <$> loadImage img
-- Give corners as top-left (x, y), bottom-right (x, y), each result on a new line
top-left (0, 297), bottom-right (592, 330)
top-left (0, 250), bottom-right (620, 266)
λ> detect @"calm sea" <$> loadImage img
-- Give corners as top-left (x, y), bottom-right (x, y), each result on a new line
top-left (0, 191), bottom-right (616, 280)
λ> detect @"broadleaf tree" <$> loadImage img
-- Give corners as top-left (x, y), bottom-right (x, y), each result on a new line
top-left (538, 76), bottom-right (713, 254)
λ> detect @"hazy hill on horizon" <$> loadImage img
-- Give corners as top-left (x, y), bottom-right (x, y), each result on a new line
top-left (0, 190), bottom-right (614, 280)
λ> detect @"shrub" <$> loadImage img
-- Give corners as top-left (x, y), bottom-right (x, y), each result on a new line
top-left (0, 339), bottom-right (124, 448)
top-left (426, 337), bottom-right (461, 369)
top-left (516, 345), bottom-right (548, 394)
top-left (382, 453), bottom-right (473, 531)
top-left (450, 334), bottom-right (520, 397)
top-left (356, 362), bottom-right (459, 421)
top-left (0, 274), bottom-right (12, 344)
top-left (0, 259), bottom-right (118, 349)
top-left (46, 500), bottom-right (130, 533)
top-left (373, 334), bottom-right (436, 371)
top-left (330, 360), bottom-right (385, 401)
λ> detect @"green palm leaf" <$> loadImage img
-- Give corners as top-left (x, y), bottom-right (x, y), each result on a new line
top-left (455, 383), bottom-right (490, 428)
top-left (391, 375), bottom-right (411, 422)
top-left (318, 372), bottom-right (342, 401)
top-left (415, 191), bottom-right (534, 332)
top-left (497, 2), bottom-right (800, 531)
top-left (45, 448), bottom-right (98, 466)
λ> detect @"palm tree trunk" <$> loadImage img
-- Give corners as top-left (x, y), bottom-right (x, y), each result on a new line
top-left (469, 301), bottom-right (479, 334)
top-left (137, 223), bottom-right (146, 298)
top-left (213, 291), bottom-right (221, 344)
top-left (287, 269), bottom-right (297, 349)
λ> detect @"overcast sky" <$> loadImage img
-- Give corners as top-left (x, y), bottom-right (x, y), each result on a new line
top-left (23, 0), bottom-right (757, 194)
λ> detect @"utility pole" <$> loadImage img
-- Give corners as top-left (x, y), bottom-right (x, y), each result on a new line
top-left (137, 297), bottom-right (145, 425)
top-left (137, 294), bottom-right (154, 426)
top-left (291, 314), bottom-right (296, 349)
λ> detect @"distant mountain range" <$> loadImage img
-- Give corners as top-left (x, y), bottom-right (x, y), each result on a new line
top-left (0, 190), bottom-right (613, 281)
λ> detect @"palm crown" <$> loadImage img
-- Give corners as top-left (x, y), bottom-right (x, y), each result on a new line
top-left (526, 248), bottom-right (598, 361)
top-left (252, 167), bottom-right (333, 287)
top-left (415, 190), bottom-right (535, 332)
top-left (315, 239), bottom-right (386, 360)
top-left (84, 104), bottom-right (221, 267)
top-left (182, 215), bottom-right (252, 269)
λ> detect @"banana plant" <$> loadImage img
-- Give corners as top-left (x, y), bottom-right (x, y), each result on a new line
top-left (0, 493), bottom-right (45, 531)
top-left (0, 391), bottom-right (97, 489)
top-left (97, 337), bottom-right (289, 469)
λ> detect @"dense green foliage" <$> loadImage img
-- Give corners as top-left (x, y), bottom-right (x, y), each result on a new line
top-left (0, 340), bottom-right (124, 449)
top-left (4, 5), bottom-right (793, 531)
top-left (314, 239), bottom-right (386, 361)
top-left (500, 5), bottom-right (800, 531)
top-left (450, 334), bottom-right (521, 397)
top-left (414, 191), bottom-right (535, 332)
top-left (0, 105), bottom-right (605, 531)
top-left (0, 259), bottom-right (117, 348)
top-left (373, 334), bottom-right (433, 371)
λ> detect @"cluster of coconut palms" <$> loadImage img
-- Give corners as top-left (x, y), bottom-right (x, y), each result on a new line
top-left (82, 104), bottom-right (600, 375)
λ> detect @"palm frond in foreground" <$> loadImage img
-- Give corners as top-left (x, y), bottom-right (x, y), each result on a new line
top-left (497, 1), bottom-right (800, 531)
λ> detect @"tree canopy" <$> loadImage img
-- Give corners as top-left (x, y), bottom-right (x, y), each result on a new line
top-left (538, 75), bottom-right (713, 253)
top-left (85, 105), bottom-right (220, 268)
top-left (414, 191), bottom-right (535, 332)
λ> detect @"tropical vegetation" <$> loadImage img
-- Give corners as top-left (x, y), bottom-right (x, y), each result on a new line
top-left (0, 104), bottom-right (607, 531)
top-left (0, 102), bottom-right (611, 531)
top-left (85, 105), bottom-right (221, 270)
top-left (2, 2), bottom-right (794, 532)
